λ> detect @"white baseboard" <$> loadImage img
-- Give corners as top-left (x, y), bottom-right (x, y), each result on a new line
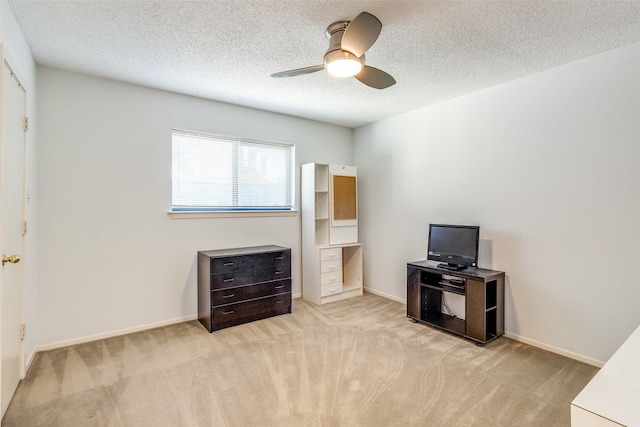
top-left (502, 332), bottom-right (604, 368)
top-left (24, 347), bottom-right (37, 376)
top-left (364, 286), bottom-right (406, 304)
top-left (37, 314), bottom-right (198, 352)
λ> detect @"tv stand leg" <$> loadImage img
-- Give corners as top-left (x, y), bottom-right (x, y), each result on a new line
top-left (408, 317), bottom-right (418, 323)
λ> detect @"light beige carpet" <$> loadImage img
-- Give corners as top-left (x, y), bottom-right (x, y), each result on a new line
top-left (2, 293), bottom-right (597, 426)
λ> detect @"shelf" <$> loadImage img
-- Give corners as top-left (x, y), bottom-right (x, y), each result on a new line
top-left (486, 279), bottom-right (497, 308)
top-left (422, 312), bottom-right (466, 336)
top-left (486, 310), bottom-right (497, 338)
top-left (315, 220), bottom-right (329, 246)
top-left (421, 283), bottom-right (465, 296)
top-left (315, 164), bottom-right (329, 192)
top-left (315, 192), bottom-right (329, 219)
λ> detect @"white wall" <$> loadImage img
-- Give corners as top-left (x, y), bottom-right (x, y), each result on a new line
top-left (1, 0), bottom-right (38, 368)
top-left (354, 42), bottom-right (640, 365)
top-left (37, 67), bottom-right (352, 348)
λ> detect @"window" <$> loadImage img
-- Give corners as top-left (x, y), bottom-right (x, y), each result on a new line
top-left (172, 130), bottom-right (294, 212)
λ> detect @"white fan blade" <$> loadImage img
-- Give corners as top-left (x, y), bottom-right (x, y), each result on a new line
top-left (342, 12), bottom-right (382, 57)
top-left (355, 65), bottom-right (396, 89)
top-left (271, 65), bottom-right (324, 78)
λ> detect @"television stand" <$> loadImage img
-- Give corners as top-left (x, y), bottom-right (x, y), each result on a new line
top-left (407, 260), bottom-right (505, 345)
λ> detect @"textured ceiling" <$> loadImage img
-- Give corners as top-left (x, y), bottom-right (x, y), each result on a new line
top-left (7, 0), bottom-right (640, 128)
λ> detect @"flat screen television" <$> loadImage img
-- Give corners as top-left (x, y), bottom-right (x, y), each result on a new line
top-left (427, 224), bottom-right (479, 270)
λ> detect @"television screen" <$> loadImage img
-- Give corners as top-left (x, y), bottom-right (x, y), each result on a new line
top-left (427, 224), bottom-right (479, 270)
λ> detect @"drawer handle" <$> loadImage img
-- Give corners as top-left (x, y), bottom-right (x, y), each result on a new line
top-left (275, 256), bottom-right (283, 260)
top-left (224, 278), bottom-right (234, 283)
top-left (223, 310), bottom-right (234, 315)
top-left (222, 294), bottom-right (235, 299)
top-left (328, 254), bottom-right (336, 258)
top-left (328, 265), bottom-right (336, 270)
top-left (274, 285), bottom-right (285, 289)
top-left (329, 276), bottom-right (336, 281)
top-left (275, 271), bottom-right (283, 275)
top-left (223, 262), bottom-right (234, 266)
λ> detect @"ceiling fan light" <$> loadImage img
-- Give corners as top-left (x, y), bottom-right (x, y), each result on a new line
top-left (324, 50), bottom-right (363, 78)
top-left (327, 57), bottom-right (363, 77)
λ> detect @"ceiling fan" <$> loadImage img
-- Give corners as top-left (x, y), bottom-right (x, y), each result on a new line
top-left (271, 12), bottom-right (396, 89)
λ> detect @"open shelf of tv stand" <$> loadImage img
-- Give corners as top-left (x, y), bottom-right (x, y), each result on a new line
top-left (407, 260), bottom-right (505, 345)
top-left (422, 282), bottom-right (466, 296)
top-left (422, 312), bottom-right (466, 336)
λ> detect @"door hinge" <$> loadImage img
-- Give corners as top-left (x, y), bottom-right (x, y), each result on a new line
top-left (22, 220), bottom-right (28, 236)
top-left (23, 117), bottom-right (29, 131)
top-left (20, 324), bottom-right (27, 340)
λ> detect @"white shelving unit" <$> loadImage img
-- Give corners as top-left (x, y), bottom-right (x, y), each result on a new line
top-left (302, 163), bottom-right (363, 305)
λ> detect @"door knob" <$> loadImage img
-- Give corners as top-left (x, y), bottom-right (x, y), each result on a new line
top-left (2, 254), bottom-right (20, 266)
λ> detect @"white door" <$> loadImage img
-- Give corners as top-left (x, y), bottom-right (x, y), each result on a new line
top-left (0, 53), bottom-right (27, 418)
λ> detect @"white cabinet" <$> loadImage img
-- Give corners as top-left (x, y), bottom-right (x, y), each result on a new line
top-left (571, 325), bottom-right (640, 427)
top-left (302, 163), bottom-right (363, 305)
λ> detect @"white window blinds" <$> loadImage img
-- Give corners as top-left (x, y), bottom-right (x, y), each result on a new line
top-left (172, 130), bottom-right (294, 211)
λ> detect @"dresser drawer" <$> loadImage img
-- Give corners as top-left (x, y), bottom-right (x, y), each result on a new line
top-left (212, 293), bottom-right (292, 323)
top-left (321, 283), bottom-right (343, 297)
top-left (320, 260), bottom-right (342, 274)
top-left (320, 271), bottom-right (341, 285)
top-left (320, 247), bottom-right (342, 262)
top-left (211, 250), bottom-right (291, 274)
top-left (211, 279), bottom-right (291, 306)
top-left (211, 265), bottom-right (291, 289)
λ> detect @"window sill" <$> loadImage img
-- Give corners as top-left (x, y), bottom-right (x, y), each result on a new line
top-left (168, 210), bottom-right (298, 219)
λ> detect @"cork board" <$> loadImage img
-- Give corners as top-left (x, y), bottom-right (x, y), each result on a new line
top-left (333, 175), bottom-right (357, 220)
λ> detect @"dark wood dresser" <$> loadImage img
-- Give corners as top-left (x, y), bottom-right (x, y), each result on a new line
top-left (197, 245), bottom-right (292, 332)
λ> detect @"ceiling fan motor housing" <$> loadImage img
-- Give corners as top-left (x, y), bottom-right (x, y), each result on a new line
top-left (323, 20), bottom-right (364, 69)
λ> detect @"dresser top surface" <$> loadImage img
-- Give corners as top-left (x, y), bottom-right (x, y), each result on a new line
top-left (199, 245), bottom-right (289, 258)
